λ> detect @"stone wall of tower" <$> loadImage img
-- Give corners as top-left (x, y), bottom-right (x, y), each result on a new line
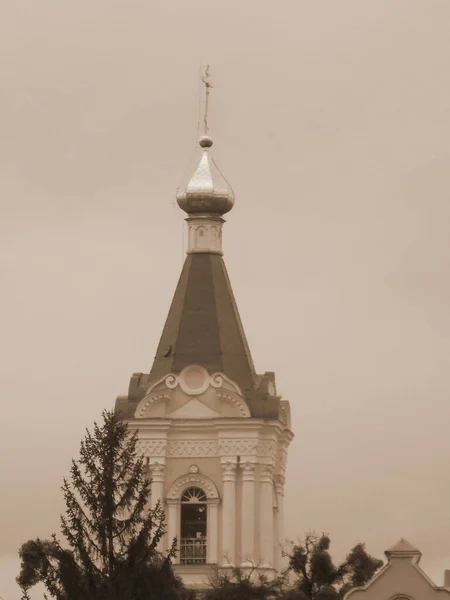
top-left (141, 446), bottom-right (289, 572)
top-left (124, 365), bottom-right (293, 587)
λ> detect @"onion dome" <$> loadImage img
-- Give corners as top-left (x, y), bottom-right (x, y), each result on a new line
top-left (176, 135), bottom-right (235, 216)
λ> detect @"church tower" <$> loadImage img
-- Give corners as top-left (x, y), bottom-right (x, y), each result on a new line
top-left (115, 131), bottom-right (293, 588)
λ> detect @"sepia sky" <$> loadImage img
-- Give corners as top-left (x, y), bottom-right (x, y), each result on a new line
top-left (1, 0), bottom-right (450, 597)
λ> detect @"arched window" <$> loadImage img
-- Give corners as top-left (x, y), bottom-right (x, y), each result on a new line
top-left (180, 487), bottom-right (207, 564)
top-left (167, 472), bottom-right (219, 565)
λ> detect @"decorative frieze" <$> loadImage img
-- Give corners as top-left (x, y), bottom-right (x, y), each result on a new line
top-left (136, 437), bottom-right (281, 461)
top-left (256, 440), bottom-right (277, 460)
top-left (136, 440), bottom-right (167, 456)
top-left (167, 440), bottom-right (218, 457)
top-left (219, 439), bottom-right (258, 455)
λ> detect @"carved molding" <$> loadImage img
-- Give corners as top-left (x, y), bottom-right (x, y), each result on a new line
top-left (260, 464), bottom-right (274, 484)
top-left (241, 461), bottom-right (256, 472)
top-left (280, 401), bottom-right (292, 430)
top-left (220, 460), bottom-right (238, 473)
top-left (149, 462), bottom-right (165, 479)
top-left (216, 391), bottom-right (250, 417)
top-left (274, 476), bottom-right (286, 499)
top-left (167, 473), bottom-right (219, 500)
top-left (136, 366), bottom-right (250, 419)
top-left (135, 437), bottom-right (280, 460)
top-left (275, 443), bottom-right (288, 473)
top-left (256, 440), bottom-right (277, 460)
top-left (167, 440), bottom-right (218, 457)
top-left (280, 448), bottom-right (288, 469)
top-left (211, 373), bottom-right (224, 388)
top-left (221, 459), bottom-right (237, 482)
top-left (241, 460), bottom-right (256, 482)
top-left (219, 439), bottom-right (258, 455)
top-left (187, 218), bottom-right (224, 255)
top-left (148, 462), bottom-right (165, 483)
top-left (146, 367), bottom-right (242, 397)
top-left (136, 440), bottom-right (167, 457)
top-left (135, 393), bottom-right (171, 419)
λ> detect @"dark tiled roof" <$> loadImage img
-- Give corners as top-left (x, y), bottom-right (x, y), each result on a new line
top-left (150, 253), bottom-right (256, 397)
top-left (116, 253), bottom-right (281, 419)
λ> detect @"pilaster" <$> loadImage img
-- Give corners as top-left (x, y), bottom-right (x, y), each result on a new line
top-left (207, 498), bottom-right (219, 564)
top-left (240, 461), bottom-right (256, 567)
top-left (166, 499), bottom-right (179, 562)
top-left (273, 473), bottom-right (285, 570)
top-left (220, 459), bottom-right (237, 566)
top-left (149, 460), bottom-right (165, 510)
top-left (259, 464), bottom-right (274, 568)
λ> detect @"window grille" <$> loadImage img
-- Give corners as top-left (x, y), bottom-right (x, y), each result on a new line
top-left (180, 487), bottom-right (207, 564)
top-left (180, 537), bottom-right (207, 564)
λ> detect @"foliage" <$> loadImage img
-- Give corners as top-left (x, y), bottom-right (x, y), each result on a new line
top-left (203, 566), bottom-right (287, 600)
top-left (196, 534), bottom-right (382, 600)
top-left (17, 410), bottom-right (193, 600)
top-left (285, 533), bottom-right (383, 599)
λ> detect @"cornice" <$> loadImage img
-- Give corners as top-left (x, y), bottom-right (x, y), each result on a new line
top-left (128, 417), bottom-right (288, 435)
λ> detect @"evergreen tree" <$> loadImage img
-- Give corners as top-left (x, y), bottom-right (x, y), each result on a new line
top-left (285, 533), bottom-right (383, 599)
top-left (17, 410), bottom-right (193, 600)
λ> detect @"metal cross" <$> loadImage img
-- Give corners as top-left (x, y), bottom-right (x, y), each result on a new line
top-left (201, 64), bottom-right (213, 135)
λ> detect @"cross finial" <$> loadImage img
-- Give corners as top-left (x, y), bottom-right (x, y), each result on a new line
top-left (201, 64), bottom-right (213, 135)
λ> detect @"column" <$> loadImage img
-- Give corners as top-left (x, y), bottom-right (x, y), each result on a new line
top-left (207, 499), bottom-right (219, 564)
top-left (149, 462), bottom-right (165, 510)
top-left (221, 460), bottom-right (237, 566)
top-left (259, 464), bottom-right (274, 568)
top-left (166, 499), bottom-right (179, 562)
top-left (240, 461), bottom-right (256, 567)
top-left (273, 474), bottom-right (285, 570)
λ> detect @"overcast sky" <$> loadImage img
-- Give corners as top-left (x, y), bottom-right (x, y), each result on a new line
top-left (1, 1), bottom-right (450, 597)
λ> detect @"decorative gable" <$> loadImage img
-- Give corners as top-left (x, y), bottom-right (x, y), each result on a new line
top-left (134, 365), bottom-right (251, 419)
top-left (344, 540), bottom-right (450, 600)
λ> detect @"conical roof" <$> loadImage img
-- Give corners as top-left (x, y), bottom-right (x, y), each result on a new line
top-left (149, 252), bottom-right (253, 393)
